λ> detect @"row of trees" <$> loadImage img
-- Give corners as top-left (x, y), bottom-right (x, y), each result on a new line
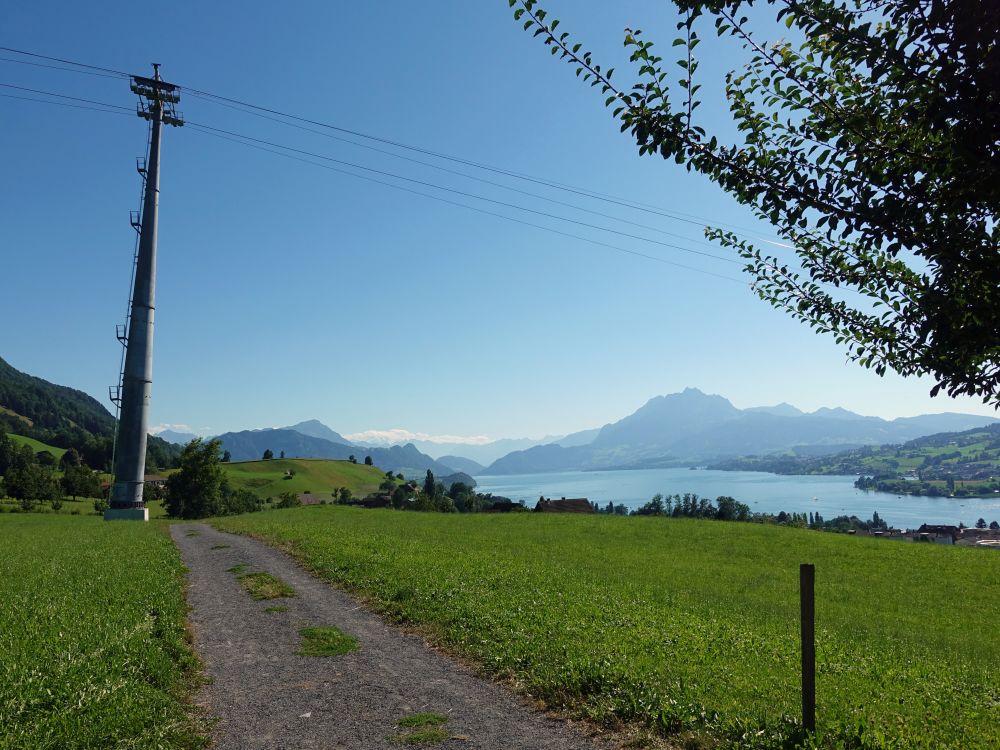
top-left (259, 449), bottom-right (375, 466)
top-left (621, 492), bottom-right (901, 533)
top-left (628, 493), bottom-right (753, 521)
top-left (624, 495), bottom-right (1000, 533)
top-left (856, 473), bottom-right (1000, 498)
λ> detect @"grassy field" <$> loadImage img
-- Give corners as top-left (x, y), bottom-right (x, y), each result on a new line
top-left (0, 515), bottom-right (204, 749)
top-left (7, 433), bottom-right (67, 462)
top-left (219, 457), bottom-right (388, 500)
top-left (215, 507), bottom-right (1000, 749)
top-left (0, 498), bottom-right (167, 517)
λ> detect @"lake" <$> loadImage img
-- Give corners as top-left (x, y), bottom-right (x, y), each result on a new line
top-left (475, 468), bottom-right (1000, 529)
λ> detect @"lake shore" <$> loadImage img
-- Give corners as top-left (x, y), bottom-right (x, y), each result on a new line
top-left (476, 467), bottom-right (1000, 529)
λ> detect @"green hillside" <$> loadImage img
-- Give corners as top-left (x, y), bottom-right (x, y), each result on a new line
top-left (7, 434), bottom-right (67, 462)
top-left (220, 458), bottom-right (388, 500)
top-left (711, 423), bottom-right (1000, 496)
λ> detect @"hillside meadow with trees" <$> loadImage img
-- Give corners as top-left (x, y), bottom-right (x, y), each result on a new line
top-left (0, 431), bottom-right (105, 513)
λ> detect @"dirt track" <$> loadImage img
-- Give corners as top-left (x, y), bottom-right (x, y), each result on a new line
top-left (171, 523), bottom-right (612, 750)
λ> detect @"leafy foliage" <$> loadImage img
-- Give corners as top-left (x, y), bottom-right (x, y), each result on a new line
top-left (0, 434), bottom-right (60, 505)
top-left (164, 438), bottom-right (262, 519)
top-left (276, 490), bottom-right (301, 509)
top-left (510, 0), bottom-right (1000, 404)
top-left (60, 463), bottom-right (101, 501)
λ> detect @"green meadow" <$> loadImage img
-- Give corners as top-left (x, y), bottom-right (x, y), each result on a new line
top-left (218, 457), bottom-right (387, 500)
top-left (7, 433), bottom-right (67, 462)
top-left (216, 507), bottom-right (1000, 749)
top-left (0, 515), bottom-right (204, 749)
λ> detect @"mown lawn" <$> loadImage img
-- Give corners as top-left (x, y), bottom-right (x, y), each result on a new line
top-left (0, 515), bottom-right (205, 749)
top-left (215, 507), bottom-right (1000, 749)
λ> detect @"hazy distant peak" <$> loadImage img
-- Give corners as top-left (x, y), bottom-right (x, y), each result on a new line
top-left (744, 402), bottom-right (804, 417)
top-left (285, 419), bottom-right (348, 444)
top-left (292, 419), bottom-right (328, 429)
top-left (809, 406), bottom-right (865, 420)
top-left (152, 428), bottom-right (198, 445)
top-left (591, 387), bottom-right (740, 449)
top-left (650, 387), bottom-right (738, 410)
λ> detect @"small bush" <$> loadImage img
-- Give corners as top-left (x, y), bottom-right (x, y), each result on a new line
top-left (276, 491), bottom-right (301, 509)
top-left (223, 488), bottom-right (262, 515)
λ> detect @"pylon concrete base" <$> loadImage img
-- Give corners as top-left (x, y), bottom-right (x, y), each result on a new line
top-left (104, 507), bottom-right (149, 522)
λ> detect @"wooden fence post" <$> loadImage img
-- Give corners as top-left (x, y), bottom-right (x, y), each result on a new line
top-left (800, 563), bottom-right (816, 732)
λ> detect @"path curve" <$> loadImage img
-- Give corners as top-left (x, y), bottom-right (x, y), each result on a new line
top-left (172, 523), bottom-right (613, 750)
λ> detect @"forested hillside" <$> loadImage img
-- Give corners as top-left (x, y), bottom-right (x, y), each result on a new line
top-left (0, 356), bottom-right (179, 470)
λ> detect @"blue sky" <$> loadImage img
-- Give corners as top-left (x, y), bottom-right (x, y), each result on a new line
top-left (2, 1), bottom-right (995, 444)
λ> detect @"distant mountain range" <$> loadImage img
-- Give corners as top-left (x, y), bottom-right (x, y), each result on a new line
top-left (480, 388), bottom-right (1000, 475)
top-left (214, 426), bottom-right (457, 479)
top-left (347, 434), bottom-right (570, 465)
top-left (152, 416), bottom-right (468, 480)
top-left (155, 428), bottom-right (199, 445)
top-left (146, 385), bottom-right (1000, 480)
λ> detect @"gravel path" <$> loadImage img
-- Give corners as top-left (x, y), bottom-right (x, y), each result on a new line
top-left (171, 523), bottom-right (613, 750)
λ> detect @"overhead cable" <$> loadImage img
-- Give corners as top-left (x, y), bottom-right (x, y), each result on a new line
top-left (0, 45), bottom-right (781, 242)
